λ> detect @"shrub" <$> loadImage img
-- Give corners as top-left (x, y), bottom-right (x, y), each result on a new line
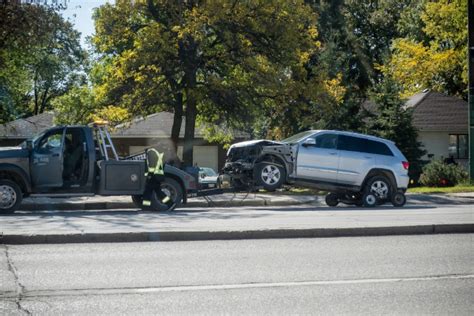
top-left (419, 160), bottom-right (468, 187)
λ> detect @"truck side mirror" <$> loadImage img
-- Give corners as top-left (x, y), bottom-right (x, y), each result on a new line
top-left (302, 138), bottom-right (316, 147)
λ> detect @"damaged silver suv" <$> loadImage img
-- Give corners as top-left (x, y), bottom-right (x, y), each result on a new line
top-left (223, 130), bottom-right (410, 207)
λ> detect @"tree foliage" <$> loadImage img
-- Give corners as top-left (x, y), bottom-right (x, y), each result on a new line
top-left (383, 0), bottom-right (467, 99)
top-left (92, 0), bottom-right (334, 165)
top-left (0, 3), bottom-right (85, 123)
top-left (363, 77), bottom-right (426, 178)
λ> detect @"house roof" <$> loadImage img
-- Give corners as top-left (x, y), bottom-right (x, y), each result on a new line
top-left (363, 91), bottom-right (468, 133)
top-left (0, 112), bottom-right (55, 139)
top-left (112, 112), bottom-right (249, 139)
top-left (407, 91), bottom-right (468, 133)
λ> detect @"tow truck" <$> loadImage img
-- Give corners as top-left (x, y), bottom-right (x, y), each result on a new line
top-left (0, 122), bottom-right (197, 213)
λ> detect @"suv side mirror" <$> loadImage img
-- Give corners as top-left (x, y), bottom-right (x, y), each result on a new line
top-left (26, 140), bottom-right (33, 151)
top-left (302, 138), bottom-right (316, 147)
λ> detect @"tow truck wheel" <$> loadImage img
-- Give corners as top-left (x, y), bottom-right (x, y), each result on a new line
top-left (0, 180), bottom-right (22, 214)
top-left (325, 193), bottom-right (339, 207)
top-left (133, 177), bottom-right (183, 212)
top-left (362, 192), bottom-right (377, 207)
top-left (391, 191), bottom-right (406, 207)
top-left (255, 163), bottom-right (285, 192)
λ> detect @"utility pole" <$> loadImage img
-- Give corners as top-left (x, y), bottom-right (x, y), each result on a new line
top-left (469, 0), bottom-right (474, 181)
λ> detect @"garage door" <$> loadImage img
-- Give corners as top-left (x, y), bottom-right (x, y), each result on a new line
top-left (193, 146), bottom-right (218, 171)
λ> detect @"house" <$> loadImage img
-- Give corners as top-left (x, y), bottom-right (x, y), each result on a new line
top-left (0, 111), bottom-right (249, 172)
top-left (0, 112), bottom-right (55, 147)
top-left (363, 91), bottom-right (469, 168)
top-left (407, 91), bottom-right (468, 168)
top-left (111, 112), bottom-right (249, 171)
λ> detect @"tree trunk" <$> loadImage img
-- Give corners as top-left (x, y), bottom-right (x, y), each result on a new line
top-left (33, 71), bottom-right (39, 115)
top-left (39, 85), bottom-right (50, 114)
top-left (170, 92), bottom-right (183, 153)
top-left (183, 90), bottom-right (196, 167)
top-left (180, 36), bottom-right (199, 168)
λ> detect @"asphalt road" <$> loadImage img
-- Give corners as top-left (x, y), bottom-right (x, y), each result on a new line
top-left (1, 234), bottom-right (473, 315)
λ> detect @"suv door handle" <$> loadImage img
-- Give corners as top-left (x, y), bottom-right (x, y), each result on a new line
top-left (52, 153), bottom-right (60, 157)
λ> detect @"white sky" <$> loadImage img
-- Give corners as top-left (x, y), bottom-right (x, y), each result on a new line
top-left (61, 0), bottom-right (113, 47)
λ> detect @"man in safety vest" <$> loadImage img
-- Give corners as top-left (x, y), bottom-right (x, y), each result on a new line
top-left (142, 148), bottom-right (176, 211)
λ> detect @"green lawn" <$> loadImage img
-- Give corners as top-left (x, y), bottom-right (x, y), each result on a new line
top-left (408, 185), bottom-right (474, 194)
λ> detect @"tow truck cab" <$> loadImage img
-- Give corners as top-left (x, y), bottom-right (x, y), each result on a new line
top-left (0, 125), bottom-right (196, 213)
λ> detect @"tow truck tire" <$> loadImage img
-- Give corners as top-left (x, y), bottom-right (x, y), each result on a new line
top-left (254, 163), bottom-right (285, 192)
top-left (325, 193), bottom-right (339, 207)
top-left (0, 179), bottom-right (22, 214)
top-left (133, 177), bottom-right (183, 212)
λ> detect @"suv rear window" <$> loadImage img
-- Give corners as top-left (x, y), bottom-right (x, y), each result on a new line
top-left (338, 135), bottom-right (393, 156)
top-left (365, 139), bottom-right (393, 156)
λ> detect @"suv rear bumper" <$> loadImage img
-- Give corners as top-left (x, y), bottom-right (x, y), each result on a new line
top-left (397, 174), bottom-right (410, 189)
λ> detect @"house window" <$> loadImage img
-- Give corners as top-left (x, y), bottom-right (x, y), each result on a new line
top-left (448, 134), bottom-right (468, 159)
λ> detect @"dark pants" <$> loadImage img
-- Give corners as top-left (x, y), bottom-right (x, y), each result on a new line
top-left (143, 174), bottom-right (173, 207)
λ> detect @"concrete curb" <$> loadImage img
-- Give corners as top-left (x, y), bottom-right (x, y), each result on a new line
top-left (2, 224), bottom-right (473, 245)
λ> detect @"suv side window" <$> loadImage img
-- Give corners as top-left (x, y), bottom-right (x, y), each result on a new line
top-left (37, 129), bottom-right (64, 151)
top-left (315, 134), bottom-right (338, 149)
top-left (338, 135), bottom-right (393, 156)
top-left (365, 139), bottom-right (393, 156)
top-left (337, 135), bottom-right (366, 152)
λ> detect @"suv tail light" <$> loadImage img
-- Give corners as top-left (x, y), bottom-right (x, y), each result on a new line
top-left (402, 161), bottom-right (409, 170)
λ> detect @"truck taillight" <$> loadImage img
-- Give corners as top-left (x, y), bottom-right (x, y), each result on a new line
top-left (185, 175), bottom-right (197, 189)
top-left (402, 161), bottom-right (409, 170)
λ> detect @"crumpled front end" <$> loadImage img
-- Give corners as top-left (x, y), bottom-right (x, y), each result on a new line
top-left (222, 140), bottom-right (293, 190)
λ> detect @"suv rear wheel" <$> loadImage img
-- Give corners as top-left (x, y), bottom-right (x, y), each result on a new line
top-left (0, 179), bottom-right (22, 214)
top-left (363, 176), bottom-right (392, 207)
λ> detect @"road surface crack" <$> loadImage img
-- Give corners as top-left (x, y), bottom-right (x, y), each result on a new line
top-left (3, 245), bottom-right (31, 315)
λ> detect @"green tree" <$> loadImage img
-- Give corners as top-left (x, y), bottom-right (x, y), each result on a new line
top-left (383, 0), bottom-right (467, 99)
top-left (0, 3), bottom-right (85, 122)
top-left (363, 77), bottom-right (426, 179)
top-left (93, 0), bottom-right (329, 165)
top-left (53, 84), bottom-right (130, 126)
top-left (303, 0), bottom-right (422, 132)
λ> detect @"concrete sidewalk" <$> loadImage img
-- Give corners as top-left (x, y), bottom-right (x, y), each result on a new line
top-left (19, 193), bottom-right (318, 210)
top-left (18, 192), bottom-right (474, 211)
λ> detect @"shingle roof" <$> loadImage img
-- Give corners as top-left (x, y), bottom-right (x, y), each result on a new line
top-left (112, 111), bottom-right (249, 139)
top-left (0, 112), bottom-right (55, 138)
top-left (362, 91), bottom-right (468, 133)
top-left (408, 91), bottom-right (468, 133)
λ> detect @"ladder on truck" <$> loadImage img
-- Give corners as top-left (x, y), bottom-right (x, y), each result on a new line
top-left (90, 121), bottom-right (119, 161)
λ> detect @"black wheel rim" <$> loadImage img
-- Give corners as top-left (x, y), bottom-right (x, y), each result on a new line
top-left (365, 194), bottom-right (376, 205)
top-left (394, 194), bottom-right (404, 205)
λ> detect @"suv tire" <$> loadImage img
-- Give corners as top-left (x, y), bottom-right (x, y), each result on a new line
top-left (254, 163), bottom-right (285, 192)
top-left (0, 179), bottom-right (22, 214)
top-left (364, 175), bottom-right (391, 205)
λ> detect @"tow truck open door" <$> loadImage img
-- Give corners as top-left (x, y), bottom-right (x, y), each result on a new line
top-left (31, 127), bottom-right (65, 189)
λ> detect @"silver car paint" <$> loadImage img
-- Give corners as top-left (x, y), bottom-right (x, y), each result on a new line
top-left (293, 130), bottom-right (409, 189)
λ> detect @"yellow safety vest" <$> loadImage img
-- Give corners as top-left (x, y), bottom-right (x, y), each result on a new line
top-left (145, 148), bottom-right (164, 176)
